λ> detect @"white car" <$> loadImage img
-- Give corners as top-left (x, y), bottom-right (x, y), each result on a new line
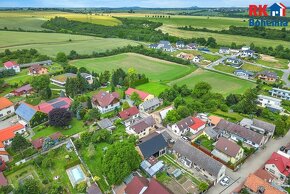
top-left (220, 176), bottom-right (230, 186)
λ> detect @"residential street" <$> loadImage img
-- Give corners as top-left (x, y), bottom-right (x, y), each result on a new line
top-left (207, 130), bottom-right (290, 194)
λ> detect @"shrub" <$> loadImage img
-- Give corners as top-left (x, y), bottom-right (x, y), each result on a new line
top-left (76, 181), bottom-right (87, 193)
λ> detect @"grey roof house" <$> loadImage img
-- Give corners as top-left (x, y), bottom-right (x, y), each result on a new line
top-left (215, 119), bottom-right (266, 148)
top-left (137, 133), bottom-right (168, 159)
top-left (173, 139), bottom-right (226, 184)
top-left (139, 97), bottom-right (162, 113)
top-left (240, 118), bottom-right (275, 140)
top-left (97, 118), bottom-right (115, 131)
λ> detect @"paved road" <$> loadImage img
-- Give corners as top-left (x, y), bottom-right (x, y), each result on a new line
top-left (281, 63), bottom-right (290, 88)
top-left (207, 130), bottom-right (290, 194)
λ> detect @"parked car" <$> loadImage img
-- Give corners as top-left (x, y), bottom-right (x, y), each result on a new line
top-left (280, 146), bottom-right (286, 151)
top-left (220, 176), bottom-right (230, 186)
top-left (181, 136), bottom-right (191, 142)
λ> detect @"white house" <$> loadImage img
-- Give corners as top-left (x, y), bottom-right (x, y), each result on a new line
top-left (265, 152), bottom-right (290, 183)
top-left (241, 50), bottom-right (255, 58)
top-left (0, 97), bottom-right (14, 120)
top-left (176, 41), bottom-right (185, 49)
top-left (0, 123), bottom-right (26, 146)
top-left (171, 116), bottom-right (194, 136)
top-left (257, 95), bottom-right (283, 112)
top-left (92, 91), bottom-right (120, 114)
top-left (157, 41), bottom-right (174, 52)
top-left (219, 47), bottom-right (230, 54)
top-left (3, 61), bottom-right (20, 73)
top-left (269, 88), bottom-right (290, 101)
top-left (127, 116), bottom-right (156, 139)
top-left (118, 106), bottom-right (140, 127)
top-left (192, 55), bottom-right (203, 63)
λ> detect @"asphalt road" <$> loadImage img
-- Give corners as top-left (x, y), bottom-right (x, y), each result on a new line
top-left (207, 130), bottom-right (290, 194)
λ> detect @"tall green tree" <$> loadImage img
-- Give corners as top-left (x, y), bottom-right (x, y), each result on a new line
top-left (15, 179), bottom-right (41, 194)
top-left (11, 134), bottom-right (31, 152)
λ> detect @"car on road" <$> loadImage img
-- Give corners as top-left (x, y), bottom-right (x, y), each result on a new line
top-left (181, 136), bottom-right (191, 142)
top-left (220, 176), bottom-right (230, 186)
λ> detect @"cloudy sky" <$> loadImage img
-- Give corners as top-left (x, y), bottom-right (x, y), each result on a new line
top-left (0, 0), bottom-right (289, 8)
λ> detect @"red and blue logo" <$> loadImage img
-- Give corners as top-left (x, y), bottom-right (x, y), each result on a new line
top-left (248, 3), bottom-right (288, 26)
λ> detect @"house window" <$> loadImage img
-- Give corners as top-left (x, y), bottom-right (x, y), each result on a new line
top-left (7, 110), bottom-right (11, 114)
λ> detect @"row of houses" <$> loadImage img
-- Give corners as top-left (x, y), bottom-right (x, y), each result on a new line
top-left (233, 69), bottom-right (278, 82)
top-left (2, 60), bottom-right (52, 74)
top-left (50, 73), bottom-right (94, 87)
top-left (149, 40), bottom-right (198, 52)
top-left (219, 46), bottom-right (255, 58)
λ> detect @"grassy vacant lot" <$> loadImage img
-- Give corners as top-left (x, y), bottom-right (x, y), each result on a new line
top-left (70, 53), bottom-right (194, 82)
top-left (170, 69), bottom-right (256, 96)
top-left (0, 11), bottom-right (121, 30)
top-left (4, 69), bottom-right (31, 85)
top-left (32, 118), bottom-right (86, 140)
top-left (159, 25), bottom-right (290, 49)
top-left (256, 58), bottom-right (289, 69)
top-left (136, 82), bottom-right (169, 96)
top-left (0, 31), bottom-right (140, 57)
top-left (213, 64), bottom-right (236, 73)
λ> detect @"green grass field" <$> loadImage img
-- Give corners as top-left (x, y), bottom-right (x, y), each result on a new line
top-left (0, 11), bottom-right (121, 30)
top-left (136, 82), bottom-right (169, 96)
top-left (159, 25), bottom-right (290, 49)
top-left (0, 31), bottom-right (140, 57)
top-left (112, 13), bottom-right (249, 30)
top-left (170, 69), bottom-right (256, 96)
top-left (213, 64), bottom-right (236, 73)
top-left (70, 53), bottom-right (194, 82)
top-left (256, 58), bottom-right (289, 69)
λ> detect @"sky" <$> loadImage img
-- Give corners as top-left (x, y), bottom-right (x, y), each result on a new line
top-left (0, 0), bottom-right (290, 8)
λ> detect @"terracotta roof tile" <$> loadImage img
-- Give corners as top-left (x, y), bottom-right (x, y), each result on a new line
top-left (125, 88), bottom-right (150, 101)
top-left (0, 123), bottom-right (25, 143)
top-left (118, 106), bottom-right (139, 120)
top-left (92, 91), bottom-right (119, 108)
top-left (0, 97), bottom-right (13, 110)
top-left (215, 137), bottom-right (241, 157)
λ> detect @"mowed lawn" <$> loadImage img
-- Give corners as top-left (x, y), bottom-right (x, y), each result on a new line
top-left (136, 82), bottom-right (170, 96)
top-left (159, 25), bottom-right (290, 49)
top-left (70, 53), bottom-right (193, 82)
top-left (170, 69), bottom-right (256, 96)
top-left (0, 11), bottom-right (121, 30)
top-left (0, 31), bottom-right (141, 57)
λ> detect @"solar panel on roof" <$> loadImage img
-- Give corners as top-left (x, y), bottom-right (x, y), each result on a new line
top-left (52, 101), bottom-right (67, 108)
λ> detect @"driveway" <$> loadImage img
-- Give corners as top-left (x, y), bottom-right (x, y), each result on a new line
top-left (0, 115), bottom-right (19, 130)
top-left (207, 130), bottom-right (290, 194)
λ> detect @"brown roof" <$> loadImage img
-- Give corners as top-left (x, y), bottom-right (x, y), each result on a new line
top-left (50, 132), bottom-right (63, 141)
top-left (131, 116), bottom-right (155, 133)
top-left (215, 137), bottom-right (241, 157)
top-left (244, 174), bottom-right (284, 194)
top-left (125, 176), bottom-right (149, 194)
top-left (208, 115), bottom-right (222, 126)
top-left (28, 64), bottom-right (47, 73)
top-left (176, 116), bottom-right (194, 132)
top-left (92, 91), bottom-right (119, 108)
top-left (31, 138), bottom-right (44, 149)
top-left (215, 119), bottom-right (264, 145)
top-left (118, 106), bottom-right (139, 120)
top-left (254, 168), bottom-right (275, 182)
top-left (125, 176), bottom-right (170, 194)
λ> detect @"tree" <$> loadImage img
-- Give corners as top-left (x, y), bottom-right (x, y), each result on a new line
top-left (102, 141), bottom-right (141, 184)
top-left (198, 182), bottom-right (209, 192)
top-left (174, 96), bottom-right (186, 109)
top-left (39, 87), bottom-right (52, 99)
top-left (233, 88), bottom-right (258, 114)
top-left (56, 52), bottom-right (67, 64)
top-left (15, 178), bottom-right (41, 194)
top-left (164, 110), bottom-right (181, 124)
top-left (122, 101), bottom-right (130, 110)
top-left (192, 82), bottom-right (212, 98)
top-left (30, 75), bottom-right (50, 91)
top-left (91, 129), bottom-right (111, 143)
top-left (130, 92), bottom-right (142, 106)
top-left (87, 97), bottom-right (92, 109)
top-left (177, 106), bottom-right (191, 118)
top-left (48, 108), bottom-right (72, 127)
top-left (76, 182), bottom-right (87, 193)
top-left (226, 94), bottom-right (242, 106)
top-left (11, 134), bottom-right (30, 152)
top-left (84, 108), bottom-right (101, 122)
top-left (87, 142), bottom-right (96, 158)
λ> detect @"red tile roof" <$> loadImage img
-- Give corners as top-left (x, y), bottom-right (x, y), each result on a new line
top-left (215, 137), bottom-right (242, 157)
top-left (189, 117), bottom-right (206, 131)
top-left (125, 176), bottom-right (170, 194)
top-left (244, 174), bottom-right (284, 194)
top-left (13, 84), bottom-right (33, 93)
top-left (92, 91), bottom-right (119, 108)
top-left (118, 106), bottom-right (139, 120)
top-left (0, 151), bottom-right (9, 156)
top-left (35, 97), bottom-right (72, 114)
top-left (4, 61), bottom-right (18, 68)
top-left (0, 123), bottom-right (25, 143)
top-left (0, 142), bottom-right (4, 148)
top-left (31, 138), bottom-right (44, 150)
top-left (0, 172), bottom-right (8, 186)
top-left (0, 97), bottom-right (13, 110)
top-left (266, 152), bottom-right (290, 176)
top-left (125, 88), bottom-right (150, 101)
top-left (254, 168), bottom-right (275, 182)
top-left (50, 132), bottom-right (63, 140)
top-left (125, 176), bottom-right (149, 194)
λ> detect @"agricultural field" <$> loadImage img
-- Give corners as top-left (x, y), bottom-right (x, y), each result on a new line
top-left (0, 11), bottom-right (121, 30)
top-left (0, 31), bottom-right (141, 57)
top-left (158, 25), bottom-right (290, 49)
top-left (170, 69), bottom-right (256, 96)
top-left (70, 53), bottom-right (194, 82)
top-left (111, 13), bottom-right (248, 30)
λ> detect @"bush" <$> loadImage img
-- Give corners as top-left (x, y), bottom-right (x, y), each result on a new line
top-left (76, 181), bottom-right (87, 193)
top-left (64, 159), bottom-right (81, 169)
